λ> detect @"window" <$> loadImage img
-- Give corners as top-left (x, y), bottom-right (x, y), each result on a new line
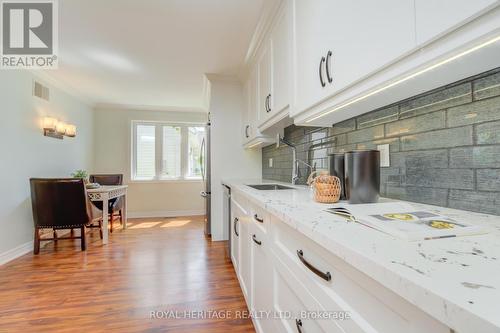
top-left (187, 127), bottom-right (205, 178)
top-left (132, 122), bottom-right (205, 181)
top-left (135, 124), bottom-right (156, 179)
top-left (161, 126), bottom-right (181, 179)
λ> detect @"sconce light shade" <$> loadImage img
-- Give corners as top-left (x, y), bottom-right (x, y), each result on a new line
top-left (43, 117), bottom-right (75, 140)
top-left (55, 121), bottom-right (66, 135)
top-left (43, 117), bottom-right (57, 130)
top-left (65, 124), bottom-right (76, 137)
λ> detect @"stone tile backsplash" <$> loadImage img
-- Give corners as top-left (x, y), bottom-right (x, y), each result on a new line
top-left (262, 67), bottom-right (500, 215)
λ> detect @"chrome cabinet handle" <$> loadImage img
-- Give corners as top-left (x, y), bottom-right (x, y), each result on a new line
top-left (295, 319), bottom-right (303, 333)
top-left (253, 214), bottom-right (264, 223)
top-left (297, 249), bottom-right (332, 281)
top-left (326, 50), bottom-right (333, 83)
top-left (267, 94), bottom-right (271, 113)
top-left (252, 234), bottom-right (261, 245)
top-left (234, 217), bottom-right (239, 237)
top-left (319, 56), bottom-right (326, 87)
top-left (245, 125), bottom-right (250, 138)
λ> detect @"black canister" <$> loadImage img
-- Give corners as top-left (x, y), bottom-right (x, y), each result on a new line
top-left (328, 153), bottom-right (346, 200)
top-left (344, 150), bottom-right (380, 204)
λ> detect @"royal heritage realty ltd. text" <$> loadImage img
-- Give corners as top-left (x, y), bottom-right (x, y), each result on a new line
top-left (150, 310), bottom-right (351, 320)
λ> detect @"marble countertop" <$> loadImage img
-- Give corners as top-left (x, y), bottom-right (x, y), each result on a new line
top-left (222, 179), bottom-right (500, 333)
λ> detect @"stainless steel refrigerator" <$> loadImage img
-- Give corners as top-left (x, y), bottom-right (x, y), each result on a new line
top-left (200, 114), bottom-right (211, 236)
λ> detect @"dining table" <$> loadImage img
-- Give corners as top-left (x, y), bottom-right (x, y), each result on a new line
top-left (86, 185), bottom-right (128, 244)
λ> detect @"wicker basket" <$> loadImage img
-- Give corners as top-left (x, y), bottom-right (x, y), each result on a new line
top-left (312, 174), bottom-right (341, 203)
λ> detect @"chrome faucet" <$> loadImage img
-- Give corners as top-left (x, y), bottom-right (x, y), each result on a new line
top-left (276, 134), bottom-right (315, 185)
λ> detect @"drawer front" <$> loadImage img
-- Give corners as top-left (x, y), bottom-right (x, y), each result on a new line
top-left (249, 202), bottom-right (270, 233)
top-left (273, 253), bottom-right (345, 333)
top-left (271, 217), bottom-right (449, 333)
top-left (232, 191), bottom-right (249, 212)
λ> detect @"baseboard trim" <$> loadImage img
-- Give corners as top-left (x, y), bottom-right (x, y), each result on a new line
top-left (0, 241), bottom-right (33, 266)
top-left (128, 209), bottom-right (205, 219)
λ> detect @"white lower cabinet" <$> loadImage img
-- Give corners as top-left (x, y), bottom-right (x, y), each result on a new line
top-left (251, 225), bottom-right (275, 333)
top-left (230, 198), bottom-right (242, 274)
top-left (236, 199), bottom-right (252, 303)
top-left (230, 194), bottom-right (450, 333)
top-left (273, 253), bottom-right (344, 333)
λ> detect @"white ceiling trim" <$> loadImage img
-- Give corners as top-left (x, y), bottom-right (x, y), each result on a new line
top-left (93, 103), bottom-right (208, 113)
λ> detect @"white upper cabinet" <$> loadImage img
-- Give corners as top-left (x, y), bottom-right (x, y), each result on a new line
top-left (258, 1), bottom-right (291, 130)
top-left (242, 78), bottom-right (251, 145)
top-left (415, 0), bottom-right (499, 45)
top-left (258, 42), bottom-right (272, 124)
top-left (291, 0), bottom-right (416, 117)
top-left (242, 66), bottom-right (274, 148)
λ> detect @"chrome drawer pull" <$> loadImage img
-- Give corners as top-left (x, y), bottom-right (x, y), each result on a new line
top-left (253, 214), bottom-right (264, 223)
top-left (295, 319), bottom-right (303, 333)
top-left (297, 249), bottom-right (332, 281)
top-left (252, 234), bottom-right (262, 245)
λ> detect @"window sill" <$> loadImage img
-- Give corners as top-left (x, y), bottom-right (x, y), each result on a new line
top-left (129, 178), bottom-right (204, 184)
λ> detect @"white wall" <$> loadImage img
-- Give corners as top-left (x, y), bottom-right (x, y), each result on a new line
top-left (208, 77), bottom-right (262, 241)
top-left (0, 71), bottom-right (94, 262)
top-left (93, 107), bottom-right (207, 217)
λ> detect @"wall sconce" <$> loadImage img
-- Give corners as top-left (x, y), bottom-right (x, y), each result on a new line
top-left (43, 117), bottom-right (76, 139)
top-left (65, 124), bottom-right (76, 137)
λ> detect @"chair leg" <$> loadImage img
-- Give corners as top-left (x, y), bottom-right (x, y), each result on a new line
top-left (81, 226), bottom-right (86, 251)
top-left (33, 228), bottom-right (40, 255)
top-left (70, 228), bottom-right (74, 237)
top-left (119, 210), bottom-right (123, 224)
top-left (99, 220), bottom-right (103, 239)
top-left (53, 229), bottom-right (57, 241)
top-left (109, 209), bottom-right (114, 233)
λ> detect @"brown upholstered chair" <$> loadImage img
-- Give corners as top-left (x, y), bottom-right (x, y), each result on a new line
top-left (30, 178), bottom-right (91, 254)
top-left (89, 174), bottom-right (124, 233)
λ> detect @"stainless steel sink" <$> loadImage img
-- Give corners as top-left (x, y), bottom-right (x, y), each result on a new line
top-left (247, 184), bottom-right (295, 190)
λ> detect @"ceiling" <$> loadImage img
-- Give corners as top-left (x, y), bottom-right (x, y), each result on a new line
top-left (44, 0), bottom-right (266, 111)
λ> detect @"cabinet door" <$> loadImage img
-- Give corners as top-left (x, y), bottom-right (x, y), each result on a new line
top-left (258, 42), bottom-right (272, 124)
top-left (415, 0), bottom-right (498, 45)
top-left (242, 79), bottom-right (251, 144)
top-left (249, 67), bottom-right (259, 138)
top-left (230, 200), bottom-right (241, 273)
top-left (269, 1), bottom-right (291, 117)
top-left (239, 213), bottom-right (252, 304)
top-left (291, 0), bottom-right (416, 117)
top-left (251, 226), bottom-right (275, 333)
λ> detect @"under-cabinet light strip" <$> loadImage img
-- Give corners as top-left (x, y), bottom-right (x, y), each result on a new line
top-left (248, 141), bottom-right (264, 148)
top-left (306, 34), bottom-right (500, 123)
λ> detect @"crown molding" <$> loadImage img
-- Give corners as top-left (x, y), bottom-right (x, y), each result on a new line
top-left (93, 103), bottom-right (208, 113)
top-left (243, 0), bottom-right (283, 67)
top-left (204, 73), bottom-right (242, 84)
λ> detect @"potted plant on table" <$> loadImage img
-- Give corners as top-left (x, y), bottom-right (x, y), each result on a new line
top-left (71, 170), bottom-right (89, 184)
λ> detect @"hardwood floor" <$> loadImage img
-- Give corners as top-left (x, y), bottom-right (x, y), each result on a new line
top-left (0, 217), bottom-right (255, 333)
